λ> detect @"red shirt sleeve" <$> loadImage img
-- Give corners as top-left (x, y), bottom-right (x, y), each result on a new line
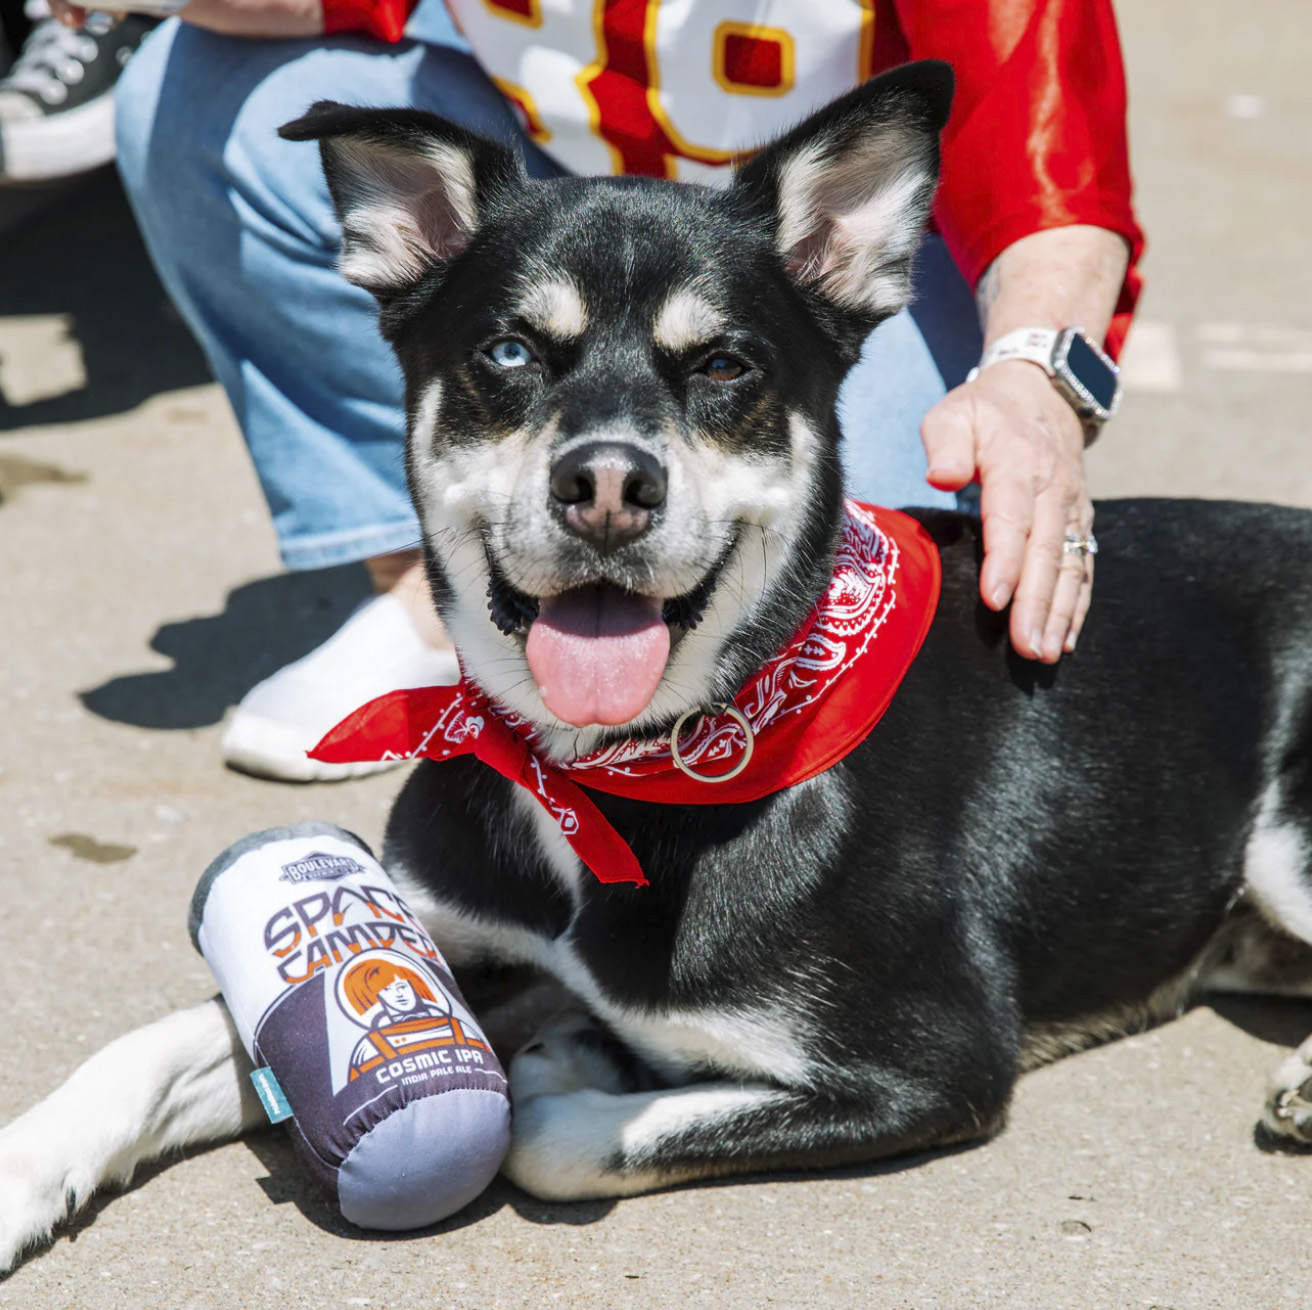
top-left (322, 0), bottom-right (418, 44)
top-left (893, 0), bottom-right (1144, 357)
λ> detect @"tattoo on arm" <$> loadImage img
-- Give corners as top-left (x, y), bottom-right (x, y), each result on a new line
top-left (971, 227), bottom-right (1129, 347)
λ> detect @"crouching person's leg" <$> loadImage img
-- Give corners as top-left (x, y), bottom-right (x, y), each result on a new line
top-left (112, 18), bottom-right (555, 779)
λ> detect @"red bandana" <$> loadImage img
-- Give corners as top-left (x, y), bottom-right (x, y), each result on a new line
top-left (310, 503), bottom-right (940, 888)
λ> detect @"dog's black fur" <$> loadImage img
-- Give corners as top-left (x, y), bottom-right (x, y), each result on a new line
top-left (272, 63), bottom-right (1312, 1195)
top-left (380, 496), bottom-right (1312, 1175)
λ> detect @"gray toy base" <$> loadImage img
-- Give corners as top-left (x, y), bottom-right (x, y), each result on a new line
top-left (337, 1087), bottom-right (512, 1230)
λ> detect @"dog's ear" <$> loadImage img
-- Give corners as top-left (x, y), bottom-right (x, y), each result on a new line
top-left (279, 101), bottom-right (526, 300)
top-left (733, 61), bottom-right (953, 326)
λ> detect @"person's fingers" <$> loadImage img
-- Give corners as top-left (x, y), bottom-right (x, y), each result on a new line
top-left (1065, 555), bottom-right (1095, 652)
top-left (934, 363), bottom-right (1094, 659)
top-left (50, 0), bottom-right (86, 24)
top-left (1053, 508), bottom-right (1097, 654)
top-left (1040, 535), bottom-right (1090, 661)
top-left (920, 395), bottom-right (977, 492)
top-left (1007, 484), bottom-right (1076, 659)
top-left (977, 465), bottom-right (1035, 613)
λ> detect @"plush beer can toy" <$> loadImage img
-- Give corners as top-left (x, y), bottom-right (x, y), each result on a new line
top-left (190, 822), bottom-right (510, 1229)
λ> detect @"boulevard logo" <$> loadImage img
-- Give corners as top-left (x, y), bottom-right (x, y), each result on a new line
top-left (279, 851), bottom-right (368, 884)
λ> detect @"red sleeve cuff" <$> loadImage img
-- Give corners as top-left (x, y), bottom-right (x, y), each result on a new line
top-left (900, 0), bottom-right (1145, 359)
top-left (322, 0), bottom-right (417, 43)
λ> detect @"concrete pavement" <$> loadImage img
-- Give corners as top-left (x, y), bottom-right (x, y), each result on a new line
top-left (1, 2), bottom-right (1310, 1305)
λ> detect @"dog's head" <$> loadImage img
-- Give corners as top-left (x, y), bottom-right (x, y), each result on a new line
top-left (281, 62), bottom-right (951, 757)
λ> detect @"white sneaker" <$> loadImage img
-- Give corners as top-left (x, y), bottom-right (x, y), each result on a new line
top-left (221, 592), bottom-right (460, 783)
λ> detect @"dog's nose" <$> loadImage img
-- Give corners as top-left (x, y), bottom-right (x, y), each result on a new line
top-left (549, 442), bottom-right (666, 549)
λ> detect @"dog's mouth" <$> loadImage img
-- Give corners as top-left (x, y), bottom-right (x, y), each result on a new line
top-left (485, 549), bottom-right (729, 728)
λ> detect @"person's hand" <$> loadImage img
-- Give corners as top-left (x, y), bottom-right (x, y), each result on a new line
top-left (51, 0), bottom-right (323, 35)
top-left (49, 0), bottom-right (93, 25)
top-left (921, 359), bottom-right (1093, 663)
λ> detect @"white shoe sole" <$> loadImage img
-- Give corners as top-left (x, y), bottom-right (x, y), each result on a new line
top-left (0, 91), bottom-right (116, 182)
top-left (220, 591), bottom-right (459, 783)
top-left (221, 711), bottom-right (407, 784)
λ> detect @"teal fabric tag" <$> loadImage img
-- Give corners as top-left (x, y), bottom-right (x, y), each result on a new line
top-left (250, 1067), bottom-right (293, 1124)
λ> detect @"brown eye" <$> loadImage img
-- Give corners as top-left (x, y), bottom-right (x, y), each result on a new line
top-left (703, 355), bottom-right (745, 382)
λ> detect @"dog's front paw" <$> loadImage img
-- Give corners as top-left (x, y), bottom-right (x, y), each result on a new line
top-left (502, 1086), bottom-right (632, 1200)
top-left (1264, 1034), bottom-right (1312, 1144)
top-left (503, 1012), bottom-right (643, 1200)
top-left (0, 1112), bottom-right (99, 1272)
top-left (509, 1009), bottom-right (637, 1099)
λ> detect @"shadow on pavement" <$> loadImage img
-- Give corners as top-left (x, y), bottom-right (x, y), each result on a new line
top-left (1208, 994), bottom-right (1312, 1048)
top-left (243, 1133), bottom-right (618, 1239)
top-left (0, 167), bottom-right (212, 431)
top-left (80, 562), bottom-right (372, 730)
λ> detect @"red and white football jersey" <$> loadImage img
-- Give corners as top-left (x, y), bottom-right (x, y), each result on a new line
top-left (444, 0), bottom-right (906, 183)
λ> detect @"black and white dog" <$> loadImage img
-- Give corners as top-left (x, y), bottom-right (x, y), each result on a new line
top-left (4, 60), bottom-right (1312, 1269)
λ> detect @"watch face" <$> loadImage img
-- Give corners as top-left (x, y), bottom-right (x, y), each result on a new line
top-left (1062, 332), bottom-right (1119, 414)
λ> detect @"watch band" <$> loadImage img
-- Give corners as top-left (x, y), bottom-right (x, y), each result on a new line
top-left (965, 328), bottom-right (1060, 383)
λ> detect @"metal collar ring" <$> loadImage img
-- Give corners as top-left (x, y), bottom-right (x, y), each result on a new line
top-left (669, 702), bottom-right (755, 784)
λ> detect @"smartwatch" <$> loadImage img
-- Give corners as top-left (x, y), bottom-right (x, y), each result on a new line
top-left (967, 327), bottom-right (1121, 436)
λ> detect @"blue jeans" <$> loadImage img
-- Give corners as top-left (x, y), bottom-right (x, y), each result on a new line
top-left (115, 7), bottom-right (976, 571)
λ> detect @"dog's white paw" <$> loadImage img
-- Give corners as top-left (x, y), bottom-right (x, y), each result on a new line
top-left (509, 1010), bottom-right (632, 1100)
top-left (0, 1001), bottom-right (255, 1272)
top-left (502, 1086), bottom-right (633, 1200)
top-left (1264, 1034), bottom-right (1312, 1143)
top-left (503, 1012), bottom-right (651, 1200)
top-left (0, 1108), bottom-right (108, 1272)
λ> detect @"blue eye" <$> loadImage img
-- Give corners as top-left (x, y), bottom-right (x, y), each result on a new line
top-left (488, 339), bottom-right (534, 369)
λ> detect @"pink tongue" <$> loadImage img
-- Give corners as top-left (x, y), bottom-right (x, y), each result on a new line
top-left (525, 588), bottom-right (670, 727)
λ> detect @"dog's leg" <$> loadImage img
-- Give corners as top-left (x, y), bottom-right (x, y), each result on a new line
top-left (1228, 776), bottom-right (1312, 1140)
top-left (0, 997), bottom-right (259, 1271)
top-left (502, 1012), bottom-right (1000, 1200)
top-left (1263, 1034), bottom-right (1312, 1145)
top-left (1200, 904), bottom-right (1312, 999)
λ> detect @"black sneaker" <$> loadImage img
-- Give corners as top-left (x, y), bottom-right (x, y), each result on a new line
top-left (0, 1), bottom-right (157, 184)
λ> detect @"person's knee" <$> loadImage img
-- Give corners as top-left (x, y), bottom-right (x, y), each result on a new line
top-left (116, 25), bottom-right (344, 257)
top-left (115, 22), bottom-right (253, 206)
top-left (114, 19), bottom-right (178, 199)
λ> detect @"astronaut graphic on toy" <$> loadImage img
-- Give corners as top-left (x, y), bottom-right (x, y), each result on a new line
top-left (339, 953), bottom-right (487, 1083)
